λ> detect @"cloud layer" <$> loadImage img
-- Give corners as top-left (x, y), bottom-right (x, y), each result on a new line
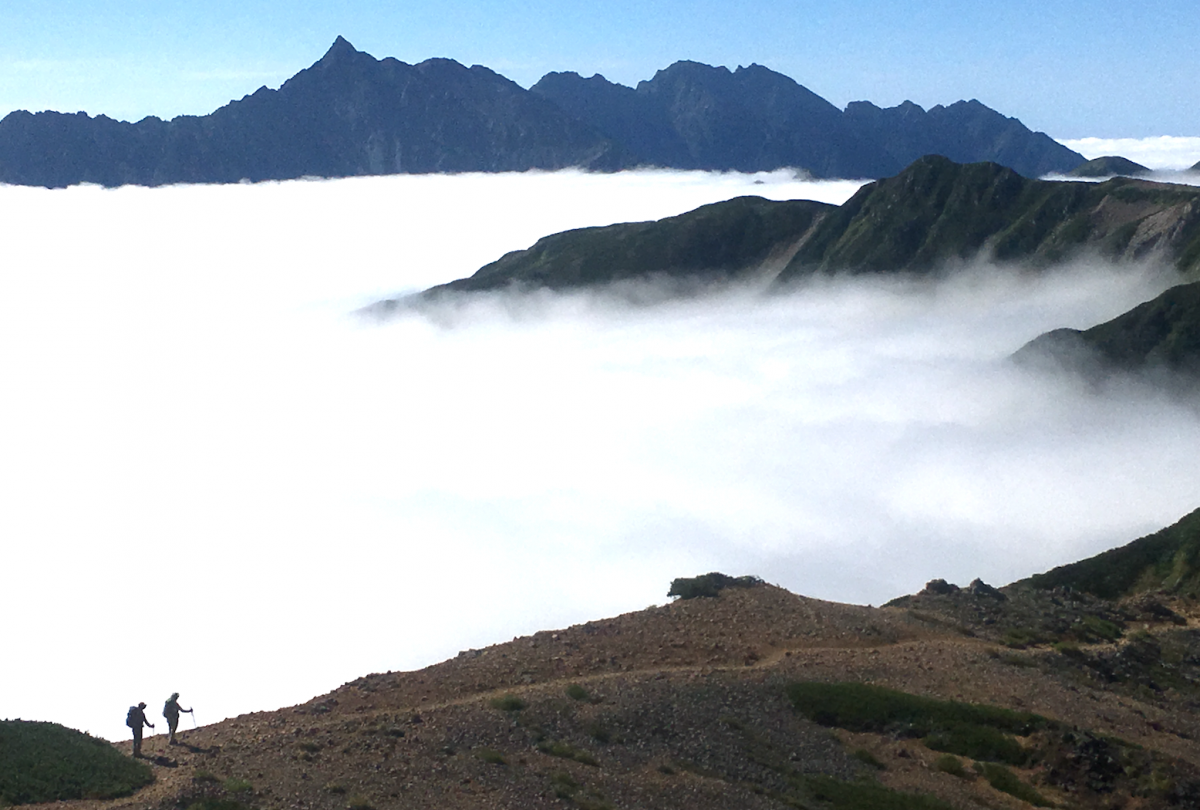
top-left (1, 170), bottom-right (1197, 744)
top-left (1058, 135), bottom-right (1200, 171)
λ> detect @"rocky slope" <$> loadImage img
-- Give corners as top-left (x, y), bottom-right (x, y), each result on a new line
top-left (0, 39), bottom-right (1084, 188)
top-left (29, 550), bottom-right (1200, 810)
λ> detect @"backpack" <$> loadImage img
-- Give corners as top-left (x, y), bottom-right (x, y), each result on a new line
top-left (126, 706), bottom-right (139, 728)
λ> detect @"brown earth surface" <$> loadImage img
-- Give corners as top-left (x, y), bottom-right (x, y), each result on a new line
top-left (32, 584), bottom-right (1200, 810)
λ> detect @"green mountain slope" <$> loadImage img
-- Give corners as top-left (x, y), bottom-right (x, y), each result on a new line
top-left (405, 157), bottom-right (1200, 302)
top-left (1014, 280), bottom-right (1200, 379)
top-left (776, 155), bottom-right (1200, 279)
top-left (425, 195), bottom-right (832, 295)
top-left (1014, 507), bottom-right (1200, 599)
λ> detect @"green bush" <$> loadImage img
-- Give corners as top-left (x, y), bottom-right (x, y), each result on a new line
top-left (668, 572), bottom-right (763, 600)
top-left (537, 740), bottom-right (598, 766)
top-left (787, 682), bottom-right (1047, 737)
top-left (183, 800), bottom-right (253, 810)
top-left (222, 778), bottom-right (253, 793)
top-left (801, 775), bottom-right (955, 810)
top-left (852, 748), bottom-right (886, 770)
top-left (787, 682), bottom-right (1047, 767)
top-left (923, 724), bottom-right (1030, 767)
top-left (489, 694), bottom-right (526, 712)
top-left (976, 763), bottom-right (1052, 806)
top-left (565, 683), bottom-right (590, 702)
top-left (0, 719), bottom-right (154, 805)
top-left (475, 748), bottom-right (507, 765)
top-left (549, 771), bottom-right (579, 799)
top-left (932, 754), bottom-right (967, 777)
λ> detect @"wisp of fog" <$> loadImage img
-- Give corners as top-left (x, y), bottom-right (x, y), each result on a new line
top-left (1, 169), bottom-right (1197, 744)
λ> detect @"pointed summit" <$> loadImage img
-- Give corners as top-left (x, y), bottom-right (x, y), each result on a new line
top-left (319, 35), bottom-right (361, 64)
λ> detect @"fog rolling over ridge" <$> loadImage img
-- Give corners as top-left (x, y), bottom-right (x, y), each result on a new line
top-left (2, 170), bottom-right (1198, 745)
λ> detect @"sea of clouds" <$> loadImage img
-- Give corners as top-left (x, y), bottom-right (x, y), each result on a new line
top-left (2, 167), bottom-right (1198, 744)
top-left (1058, 135), bottom-right (1200, 172)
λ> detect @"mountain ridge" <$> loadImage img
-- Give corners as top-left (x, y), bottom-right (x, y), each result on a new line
top-left (406, 156), bottom-right (1200, 304)
top-left (16, 506), bottom-right (1200, 810)
top-left (0, 38), bottom-right (1084, 188)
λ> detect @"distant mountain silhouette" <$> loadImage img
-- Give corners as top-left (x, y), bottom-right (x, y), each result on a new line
top-left (534, 69), bottom-right (1082, 178)
top-left (840, 99), bottom-right (1081, 178)
top-left (530, 62), bottom-right (895, 178)
top-left (0, 37), bottom-right (631, 187)
top-left (408, 156), bottom-right (1200, 302)
top-left (1067, 155), bottom-right (1152, 178)
top-left (0, 38), bottom-right (1086, 188)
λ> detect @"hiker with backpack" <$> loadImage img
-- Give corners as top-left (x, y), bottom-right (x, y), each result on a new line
top-left (125, 702), bottom-right (154, 757)
top-left (163, 692), bottom-right (193, 744)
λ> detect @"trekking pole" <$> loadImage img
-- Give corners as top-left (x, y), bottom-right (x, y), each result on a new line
top-left (191, 711), bottom-right (198, 729)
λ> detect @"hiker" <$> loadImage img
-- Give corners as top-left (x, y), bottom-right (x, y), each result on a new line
top-left (163, 692), bottom-right (193, 744)
top-left (126, 702), bottom-right (154, 757)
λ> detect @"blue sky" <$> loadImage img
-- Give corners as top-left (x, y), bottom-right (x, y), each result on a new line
top-left (0, 0), bottom-right (1195, 139)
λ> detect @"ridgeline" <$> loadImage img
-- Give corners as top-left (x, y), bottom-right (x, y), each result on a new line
top-left (412, 156), bottom-right (1200, 291)
top-left (0, 39), bottom-right (1083, 188)
top-left (10, 507), bottom-right (1200, 810)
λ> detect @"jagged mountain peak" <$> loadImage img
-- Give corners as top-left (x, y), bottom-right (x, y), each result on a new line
top-left (0, 43), bottom-right (1086, 187)
top-left (316, 35), bottom-right (370, 66)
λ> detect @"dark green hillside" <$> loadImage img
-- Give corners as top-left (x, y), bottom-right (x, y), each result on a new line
top-left (1014, 280), bottom-right (1200, 378)
top-left (0, 720), bottom-right (153, 805)
top-left (402, 156), bottom-right (1200, 305)
top-left (425, 195), bottom-right (832, 295)
top-left (1015, 507), bottom-right (1200, 599)
top-left (776, 155), bottom-right (1200, 279)
top-left (1067, 156), bottom-right (1151, 178)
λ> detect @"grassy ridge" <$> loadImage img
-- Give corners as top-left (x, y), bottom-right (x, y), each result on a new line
top-left (430, 195), bottom-right (831, 294)
top-left (787, 682), bottom-right (1047, 767)
top-left (779, 155), bottom-right (1200, 279)
top-left (413, 155), bottom-right (1200, 302)
top-left (1018, 507), bottom-right (1200, 599)
top-left (0, 720), bottom-right (153, 806)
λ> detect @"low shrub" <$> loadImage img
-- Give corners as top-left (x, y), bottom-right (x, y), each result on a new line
top-left (537, 740), bottom-right (598, 766)
top-left (787, 682), bottom-right (1047, 767)
top-left (668, 572), bottom-right (763, 600)
top-left (0, 720), bottom-right (154, 805)
top-left (787, 682), bottom-right (1047, 738)
top-left (800, 775), bottom-right (955, 810)
top-left (475, 748), bottom-right (507, 765)
top-left (932, 754), bottom-right (967, 777)
top-left (489, 694), bottom-right (526, 712)
top-left (923, 724), bottom-right (1030, 767)
top-left (852, 748), bottom-right (886, 770)
top-left (565, 684), bottom-right (590, 702)
top-left (976, 762), bottom-right (1052, 806)
top-left (549, 771), bottom-right (579, 799)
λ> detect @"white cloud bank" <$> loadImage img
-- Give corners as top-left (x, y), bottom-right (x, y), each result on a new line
top-left (0, 170), bottom-right (1197, 745)
top-left (1058, 135), bottom-right (1200, 171)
